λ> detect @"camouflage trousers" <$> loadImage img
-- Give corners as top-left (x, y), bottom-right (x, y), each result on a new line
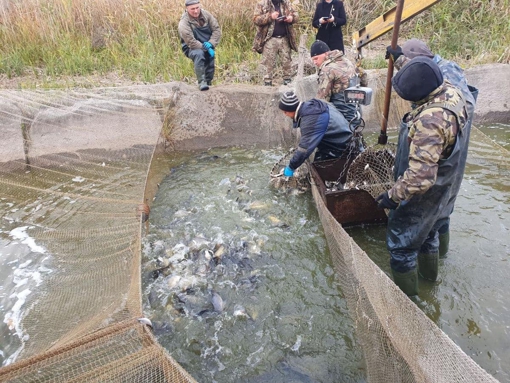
top-left (260, 36), bottom-right (292, 82)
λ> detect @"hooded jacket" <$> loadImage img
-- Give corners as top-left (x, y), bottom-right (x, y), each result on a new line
top-left (288, 99), bottom-right (354, 170)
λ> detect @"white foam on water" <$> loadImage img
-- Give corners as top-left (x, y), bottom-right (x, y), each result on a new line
top-left (72, 176), bottom-right (85, 183)
top-left (1, 226), bottom-right (52, 366)
top-left (9, 226), bottom-right (46, 254)
top-left (290, 335), bottom-right (302, 352)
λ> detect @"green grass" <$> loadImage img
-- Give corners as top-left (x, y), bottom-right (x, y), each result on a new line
top-left (0, 0), bottom-right (508, 88)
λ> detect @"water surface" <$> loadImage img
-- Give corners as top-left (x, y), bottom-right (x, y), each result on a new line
top-left (347, 124), bottom-right (510, 382)
top-left (142, 148), bottom-right (365, 383)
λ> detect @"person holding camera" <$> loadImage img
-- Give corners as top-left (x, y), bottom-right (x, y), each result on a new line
top-left (312, 0), bottom-right (347, 53)
top-left (252, 0), bottom-right (299, 86)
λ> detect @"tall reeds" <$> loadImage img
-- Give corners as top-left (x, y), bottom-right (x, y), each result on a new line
top-left (0, 0), bottom-right (508, 87)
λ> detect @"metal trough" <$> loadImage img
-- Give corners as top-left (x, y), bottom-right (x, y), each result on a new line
top-left (310, 157), bottom-right (388, 227)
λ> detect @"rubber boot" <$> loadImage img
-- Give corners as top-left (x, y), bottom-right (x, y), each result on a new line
top-left (391, 268), bottom-right (419, 296)
top-left (438, 230), bottom-right (449, 258)
top-left (199, 78), bottom-right (209, 91)
top-left (418, 252), bottom-right (439, 281)
top-left (196, 67), bottom-right (209, 91)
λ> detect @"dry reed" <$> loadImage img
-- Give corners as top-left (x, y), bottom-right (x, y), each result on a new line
top-left (0, 0), bottom-right (508, 87)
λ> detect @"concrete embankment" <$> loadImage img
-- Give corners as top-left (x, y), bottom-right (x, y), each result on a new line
top-left (0, 63), bottom-right (508, 162)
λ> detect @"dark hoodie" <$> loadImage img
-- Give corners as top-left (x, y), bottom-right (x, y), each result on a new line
top-left (289, 99), bottom-right (356, 170)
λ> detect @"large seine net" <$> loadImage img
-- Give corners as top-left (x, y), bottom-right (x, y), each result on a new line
top-left (0, 87), bottom-right (197, 383)
top-left (0, 81), bottom-right (504, 383)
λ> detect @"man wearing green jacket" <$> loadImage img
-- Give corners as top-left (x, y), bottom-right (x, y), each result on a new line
top-left (178, 0), bottom-right (222, 91)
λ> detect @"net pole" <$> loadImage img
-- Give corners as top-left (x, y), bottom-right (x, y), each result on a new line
top-left (379, 0), bottom-right (406, 145)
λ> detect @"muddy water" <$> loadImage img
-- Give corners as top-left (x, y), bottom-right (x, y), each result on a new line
top-left (1, 124), bottom-right (508, 382)
top-left (143, 124), bottom-right (509, 383)
top-left (141, 148), bottom-right (365, 383)
top-left (347, 124), bottom-right (510, 382)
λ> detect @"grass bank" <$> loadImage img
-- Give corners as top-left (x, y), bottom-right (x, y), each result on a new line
top-left (0, 0), bottom-right (508, 88)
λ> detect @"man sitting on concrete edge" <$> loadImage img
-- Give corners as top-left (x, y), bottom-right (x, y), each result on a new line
top-left (178, 0), bottom-right (222, 91)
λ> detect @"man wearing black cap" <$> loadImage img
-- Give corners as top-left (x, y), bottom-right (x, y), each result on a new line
top-left (375, 56), bottom-right (469, 296)
top-left (387, 38), bottom-right (478, 258)
top-left (310, 40), bottom-right (359, 125)
top-left (178, 0), bottom-right (222, 91)
top-left (252, 0), bottom-right (299, 86)
top-left (278, 90), bottom-right (360, 177)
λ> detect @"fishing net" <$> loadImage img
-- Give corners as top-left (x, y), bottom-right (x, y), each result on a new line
top-left (291, 35), bottom-right (397, 211)
top-left (269, 148), bottom-right (310, 193)
top-left (0, 81), bottom-right (505, 383)
top-left (345, 142), bottom-right (397, 199)
top-left (270, 114), bottom-right (396, 219)
top-left (0, 86), bottom-right (198, 383)
top-left (310, 177), bottom-right (500, 383)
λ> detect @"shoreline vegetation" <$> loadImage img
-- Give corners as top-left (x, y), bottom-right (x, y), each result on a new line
top-left (0, 0), bottom-right (509, 89)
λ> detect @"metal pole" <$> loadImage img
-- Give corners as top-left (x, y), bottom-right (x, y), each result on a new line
top-left (378, 0), bottom-right (406, 145)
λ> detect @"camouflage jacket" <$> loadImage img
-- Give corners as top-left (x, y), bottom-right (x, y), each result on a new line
top-left (252, 0), bottom-right (299, 53)
top-left (316, 50), bottom-right (356, 101)
top-left (178, 9), bottom-right (221, 50)
top-left (389, 81), bottom-right (468, 203)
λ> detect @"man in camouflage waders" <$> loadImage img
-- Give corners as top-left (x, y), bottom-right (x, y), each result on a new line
top-left (375, 57), bottom-right (469, 296)
top-left (387, 39), bottom-right (478, 258)
top-left (310, 40), bottom-right (360, 127)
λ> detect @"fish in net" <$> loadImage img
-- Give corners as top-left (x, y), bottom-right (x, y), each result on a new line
top-left (269, 148), bottom-right (310, 193)
top-left (345, 143), bottom-right (397, 199)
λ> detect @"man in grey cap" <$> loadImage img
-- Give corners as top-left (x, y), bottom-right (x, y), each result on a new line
top-left (387, 38), bottom-right (475, 109)
top-left (178, 0), bottom-right (222, 91)
top-left (278, 90), bottom-right (361, 177)
top-left (386, 38), bottom-right (478, 258)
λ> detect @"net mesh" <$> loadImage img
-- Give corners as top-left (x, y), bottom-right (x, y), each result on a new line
top-left (0, 87), bottom-right (198, 383)
top-left (310, 179), bottom-right (499, 383)
top-left (0, 83), bottom-right (505, 383)
top-left (345, 143), bottom-right (397, 199)
top-left (269, 148), bottom-right (310, 192)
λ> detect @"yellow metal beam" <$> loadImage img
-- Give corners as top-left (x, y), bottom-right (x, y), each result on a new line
top-left (352, 0), bottom-right (442, 49)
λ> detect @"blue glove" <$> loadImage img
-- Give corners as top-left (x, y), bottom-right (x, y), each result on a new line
top-left (207, 48), bottom-right (215, 58)
top-left (203, 41), bottom-right (213, 50)
top-left (283, 166), bottom-right (294, 177)
top-left (375, 191), bottom-right (399, 210)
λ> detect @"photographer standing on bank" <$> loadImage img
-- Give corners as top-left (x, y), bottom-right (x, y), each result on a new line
top-left (252, 0), bottom-right (299, 86)
top-left (312, 0), bottom-right (347, 53)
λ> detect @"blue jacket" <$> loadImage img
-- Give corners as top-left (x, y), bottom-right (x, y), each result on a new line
top-left (289, 99), bottom-right (354, 170)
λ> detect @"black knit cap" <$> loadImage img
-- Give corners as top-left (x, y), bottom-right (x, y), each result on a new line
top-left (279, 91), bottom-right (300, 112)
top-left (310, 40), bottom-right (330, 57)
top-left (392, 56), bottom-right (444, 102)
